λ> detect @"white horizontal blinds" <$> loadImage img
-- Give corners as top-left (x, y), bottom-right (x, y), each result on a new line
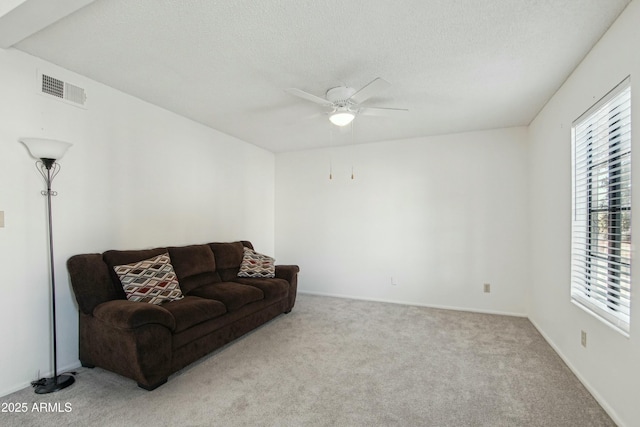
top-left (571, 77), bottom-right (631, 333)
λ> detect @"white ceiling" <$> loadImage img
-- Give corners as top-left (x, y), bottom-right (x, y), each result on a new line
top-left (3, 0), bottom-right (632, 152)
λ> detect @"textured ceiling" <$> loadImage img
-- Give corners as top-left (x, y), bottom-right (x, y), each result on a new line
top-left (10, 0), bottom-right (631, 152)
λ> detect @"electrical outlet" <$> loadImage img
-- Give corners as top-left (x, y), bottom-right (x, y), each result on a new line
top-left (483, 283), bottom-right (491, 293)
top-left (581, 330), bottom-right (587, 348)
top-left (391, 276), bottom-right (398, 286)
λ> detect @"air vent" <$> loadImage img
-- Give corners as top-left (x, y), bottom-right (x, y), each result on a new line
top-left (42, 74), bottom-right (64, 98)
top-left (38, 71), bottom-right (87, 108)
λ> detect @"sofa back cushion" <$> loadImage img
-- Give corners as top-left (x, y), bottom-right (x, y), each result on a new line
top-left (103, 247), bottom-right (168, 299)
top-left (67, 253), bottom-right (120, 314)
top-left (168, 244), bottom-right (221, 294)
top-left (209, 241), bottom-right (253, 281)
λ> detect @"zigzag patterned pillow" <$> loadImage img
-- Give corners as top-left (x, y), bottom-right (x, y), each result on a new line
top-left (237, 247), bottom-right (275, 278)
top-left (114, 252), bottom-right (184, 305)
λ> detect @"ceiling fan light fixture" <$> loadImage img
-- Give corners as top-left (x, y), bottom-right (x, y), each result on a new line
top-left (329, 109), bottom-right (355, 126)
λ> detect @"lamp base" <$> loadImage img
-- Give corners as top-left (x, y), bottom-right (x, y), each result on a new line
top-left (33, 374), bottom-right (75, 394)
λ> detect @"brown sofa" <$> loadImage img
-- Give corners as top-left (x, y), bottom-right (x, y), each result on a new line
top-left (66, 240), bottom-right (298, 390)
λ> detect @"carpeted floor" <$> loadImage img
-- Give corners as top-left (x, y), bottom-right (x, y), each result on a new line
top-left (0, 294), bottom-right (615, 426)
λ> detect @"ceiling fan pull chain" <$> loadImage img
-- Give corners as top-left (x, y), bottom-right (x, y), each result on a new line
top-left (329, 123), bottom-right (334, 180)
top-left (351, 121), bottom-right (355, 180)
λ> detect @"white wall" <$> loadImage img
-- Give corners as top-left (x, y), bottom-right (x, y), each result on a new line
top-left (276, 127), bottom-right (529, 316)
top-left (528, 2), bottom-right (640, 426)
top-left (0, 48), bottom-right (275, 396)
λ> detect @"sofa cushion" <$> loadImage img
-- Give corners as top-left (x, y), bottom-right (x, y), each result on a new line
top-left (93, 299), bottom-right (176, 330)
top-left (160, 296), bottom-right (227, 333)
top-left (238, 247), bottom-right (276, 278)
top-left (209, 242), bottom-right (245, 269)
top-left (234, 277), bottom-right (289, 300)
top-left (209, 241), bottom-right (253, 281)
top-left (104, 247), bottom-right (168, 267)
top-left (113, 252), bottom-right (184, 305)
top-left (168, 245), bottom-right (221, 294)
top-left (169, 244), bottom-right (216, 277)
top-left (188, 282), bottom-right (263, 311)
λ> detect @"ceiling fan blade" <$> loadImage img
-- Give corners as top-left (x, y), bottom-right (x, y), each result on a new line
top-left (359, 106), bottom-right (408, 116)
top-left (349, 78), bottom-right (392, 104)
top-left (285, 88), bottom-right (333, 106)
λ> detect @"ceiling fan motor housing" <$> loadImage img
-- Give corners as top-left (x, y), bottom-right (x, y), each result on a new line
top-left (326, 86), bottom-right (357, 107)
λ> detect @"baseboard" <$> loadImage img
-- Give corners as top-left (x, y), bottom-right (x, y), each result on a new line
top-left (0, 360), bottom-right (82, 398)
top-left (527, 318), bottom-right (625, 427)
top-left (298, 290), bottom-right (527, 318)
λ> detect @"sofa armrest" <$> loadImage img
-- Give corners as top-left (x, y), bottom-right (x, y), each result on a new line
top-left (275, 265), bottom-right (299, 312)
top-left (275, 265), bottom-right (300, 281)
top-left (93, 300), bottom-right (176, 331)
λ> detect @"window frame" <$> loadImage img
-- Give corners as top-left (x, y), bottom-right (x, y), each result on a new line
top-left (571, 77), bottom-right (632, 335)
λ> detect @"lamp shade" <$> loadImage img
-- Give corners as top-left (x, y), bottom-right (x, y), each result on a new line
top-left (20, 138), bottom-right (72, 160)
top-left (329, 110), bottom-right (355, 127)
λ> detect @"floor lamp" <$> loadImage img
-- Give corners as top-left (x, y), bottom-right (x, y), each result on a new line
top-left (20, 137), bottom-right (75, 394)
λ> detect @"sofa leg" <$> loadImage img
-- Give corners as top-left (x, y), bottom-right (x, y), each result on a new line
top-left (284, 309), bottom-right (291, 314)
top-left (81, 361), bottom-right (95, 368)
top-left (137, 378), bottom-right (167, 391)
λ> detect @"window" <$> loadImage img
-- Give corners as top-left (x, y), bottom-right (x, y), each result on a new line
top-left (571, 78), bottom-right (631, 334)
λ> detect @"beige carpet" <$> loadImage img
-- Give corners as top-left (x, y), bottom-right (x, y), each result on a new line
top-left (0, 294), bottom-right (614, 426)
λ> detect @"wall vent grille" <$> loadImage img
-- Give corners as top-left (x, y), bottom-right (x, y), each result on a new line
top-left (42, 74), bottom-right (64, 98)
top-left (38, 71), bottom-right (87, 108)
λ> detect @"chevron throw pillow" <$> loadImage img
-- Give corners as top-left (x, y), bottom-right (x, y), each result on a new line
top-left (114, 252), bottom-right (184, 305)
top-left (238, 247), bottom-right (276, 278)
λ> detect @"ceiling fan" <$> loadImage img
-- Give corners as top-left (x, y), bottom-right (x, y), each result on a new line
top-left (285, 78), bottom-right (408, 126)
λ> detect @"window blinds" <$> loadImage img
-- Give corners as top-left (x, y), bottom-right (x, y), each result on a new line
top-left (571, 78), bottom-right (631, 333)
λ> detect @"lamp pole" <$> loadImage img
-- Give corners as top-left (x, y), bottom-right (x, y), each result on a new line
top-left (31, 158), bottom-right (75, 394)
top-left (20, 138), bottom-right (75, 394)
